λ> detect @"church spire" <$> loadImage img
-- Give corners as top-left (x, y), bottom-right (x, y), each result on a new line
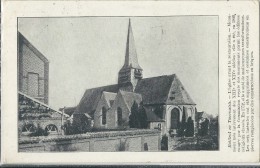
top-left (118, 19), bottom-right (143, 91)
top-left (123, 19), bottom-right (142, 70)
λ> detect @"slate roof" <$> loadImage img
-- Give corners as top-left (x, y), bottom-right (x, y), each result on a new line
top-left (75, 84), bottom-right (119, 114)
top-left (144, 106), bottom-right (165, 122)
top-left (135, 74), bottom-right (195, 105)
top-left (119, 90), bottom-right (142, 111)
top-left (121, 19), bottom-right (142, 70)
top-left (75, 74), bottom-right (195, 114)
top-left (135, 75), bottom-right (175, 105)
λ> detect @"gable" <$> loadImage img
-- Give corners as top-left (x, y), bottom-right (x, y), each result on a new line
top-left (166, 75), bottom-right (195, 105)
top-left (75, 84), bottom-right (119, 114)
top-left (103, 92), bottom-right (117, 108)
top-left (119, 90), bottom-right (142, 111)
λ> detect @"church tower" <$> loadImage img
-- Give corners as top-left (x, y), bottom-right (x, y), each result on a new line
top-left (118, 19), bottom-right (143, 91)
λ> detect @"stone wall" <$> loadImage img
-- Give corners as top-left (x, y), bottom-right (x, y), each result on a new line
top-left (19, 129), bottom-right (161, 152)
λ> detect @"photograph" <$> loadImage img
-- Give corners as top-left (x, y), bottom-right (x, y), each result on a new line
top-left (17, 16), bottom-right (219, 152)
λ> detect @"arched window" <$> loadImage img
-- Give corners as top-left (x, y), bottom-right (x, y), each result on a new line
top-left (22, 124), bottom-right (36, 133)
top-left (117, 107), bottom-right (123, 126)
top-left (102, 107), bottom-right (107, 125)
top-left (45, 124), bottom-right (58, 133)
top-left (171, 108), bottom-right (180, 129)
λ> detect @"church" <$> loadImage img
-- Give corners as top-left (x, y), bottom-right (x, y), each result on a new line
top-left (73, 20), bottom-right (196, 136)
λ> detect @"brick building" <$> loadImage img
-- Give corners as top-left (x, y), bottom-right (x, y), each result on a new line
top-left (18, 32), bottom-right (49, 104)
top-left (18, 32), bottom-right (69, 137)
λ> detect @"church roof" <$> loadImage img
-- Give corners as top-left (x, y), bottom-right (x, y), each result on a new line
top-left (75, 74), bottom-right (195, 114)
top-left (121, 19), bottom-right (142, 70)
top-left (135, 75), bottom-right (175, 105)
top-left (119, 90), bottom-right (142, 111)
top-left (135, 74), bottom-right (195, 105)
top-left (74, 84), bottom-right (119, 114)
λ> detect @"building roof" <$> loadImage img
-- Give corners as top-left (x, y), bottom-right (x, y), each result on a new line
top-left (144, 106), bottom-right (165, 122)
top-left (119, 90), bottom-right (142, 111)
top-left (19, 91), bottom-right (69, 118)
top-left (135, 75), bottom-right (175, 105)
top-left (121, 19), bottom-right (142, 70)
top-left (102, 91), bottom-right (117, 107)
top-left (74, 84), bottom-right (119, 114)
top-left (135, 74), bottom-right (195, 105)
top-left (75, 74), bottom-right (195, 114)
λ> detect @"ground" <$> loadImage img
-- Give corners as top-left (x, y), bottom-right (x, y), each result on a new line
top-left (169, 135), bottom-right (218, 151)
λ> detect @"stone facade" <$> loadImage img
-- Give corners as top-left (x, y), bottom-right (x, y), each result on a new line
top-left (93, 90), bottom-right (142, 129)
top-left (18, 32), bottom-right (49, 104)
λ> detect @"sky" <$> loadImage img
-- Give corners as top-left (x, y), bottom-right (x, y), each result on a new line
top-left (18, 16), bottom-right (218, 116)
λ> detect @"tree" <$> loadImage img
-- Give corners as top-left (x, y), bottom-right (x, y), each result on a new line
top-left (185, 117), bottom-right (194, 137)
top-left (129, 101), bottom-right (139, 128)
top-left (199, 118), bottom-right (209, 136)
top-left (138, 103), bottom-right (148, 129)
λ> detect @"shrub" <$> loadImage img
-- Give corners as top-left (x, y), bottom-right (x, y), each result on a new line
top-left (29, 124), bottom-right (49, 137)
top-left (161, 134), bottom-right (168, 151)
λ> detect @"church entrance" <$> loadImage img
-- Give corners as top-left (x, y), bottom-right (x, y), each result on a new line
top-left (170, 108), bottom-right (180, 129)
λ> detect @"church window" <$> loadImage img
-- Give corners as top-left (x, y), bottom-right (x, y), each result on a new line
top-left (117, 107), bottom-right (123, 126)
top-left (171, 108), bottom-right (180, 129)
top-left (102, 107), bottom-right (107, 125)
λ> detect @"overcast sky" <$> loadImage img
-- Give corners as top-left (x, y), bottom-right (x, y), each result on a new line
top-left (18, 16), bottom-right (218, 116)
